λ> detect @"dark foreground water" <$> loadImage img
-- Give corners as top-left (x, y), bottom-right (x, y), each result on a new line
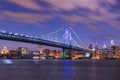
top-left (0, 59), bottom-right (120, 80)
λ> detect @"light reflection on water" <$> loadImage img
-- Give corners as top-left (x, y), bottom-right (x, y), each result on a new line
top-left (33, 60), bottom-right (40, 64)
top-left (62, 60), bottom-right (73, 80)
top-left (0, 60), bottom-right (120, 80)
top-left (3, 60), bottom-right (13, 64)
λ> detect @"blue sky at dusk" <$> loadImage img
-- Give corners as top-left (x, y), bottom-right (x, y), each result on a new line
top-left (0, 0), bottom-right (120, 50)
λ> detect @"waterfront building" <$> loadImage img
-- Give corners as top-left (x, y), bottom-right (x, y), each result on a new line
top-left (0, 46), bottom-right (10, 59)
top-left (1, 46), bottom-right (9, 54)
top-left (17, 47), bottom-right (28, 54)
top-left (9, 50), bottom-right (19, 58)
top-left (17, 47), bottom-right (30, 59)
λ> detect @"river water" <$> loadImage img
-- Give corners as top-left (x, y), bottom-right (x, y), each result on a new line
top-left (0, 59), bottom-right (120, 80)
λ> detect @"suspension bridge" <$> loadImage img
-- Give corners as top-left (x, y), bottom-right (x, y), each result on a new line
top-left (0, 27), bottom-right (89, 58)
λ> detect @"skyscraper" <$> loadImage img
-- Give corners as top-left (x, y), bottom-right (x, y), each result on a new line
top-left (111, 40), bottom-right (115, 46)
top-left (110, 40), bottom-right (116, 54)
top-left (88, 44), bottom-right (93, 50)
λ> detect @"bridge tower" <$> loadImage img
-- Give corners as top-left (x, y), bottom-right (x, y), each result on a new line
top-left (62, 27), bottom-right (72, 59)
top-left (63, 27), bottom-right (72, 45)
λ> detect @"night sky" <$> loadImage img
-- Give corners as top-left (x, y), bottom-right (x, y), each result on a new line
top-left (0, 0), bottom-right (120, 50)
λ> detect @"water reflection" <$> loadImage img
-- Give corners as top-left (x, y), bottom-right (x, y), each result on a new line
top-left (62, 60), bottom-right (73, 80)
top-left (33, 60), bottom-right (40, 64)
top-left (0, 60), bottom-right (120, 80)
top-left (3, 60), bottom-right (13, 64)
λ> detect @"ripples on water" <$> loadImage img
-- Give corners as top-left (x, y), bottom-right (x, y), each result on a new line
top-left (0, 59), bottom-right (120, 80)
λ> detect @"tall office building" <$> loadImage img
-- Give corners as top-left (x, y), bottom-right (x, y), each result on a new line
top-left (111, 40), bottom-right (115, 46)
top-left (110, 40), bottom-right (116, 54)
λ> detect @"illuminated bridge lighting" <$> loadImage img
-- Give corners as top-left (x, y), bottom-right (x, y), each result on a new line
top-left (0, 28), bottom-right (89, 52)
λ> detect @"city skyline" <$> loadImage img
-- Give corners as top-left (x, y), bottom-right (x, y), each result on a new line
top-left (0, 0), bottom-right (120, 49)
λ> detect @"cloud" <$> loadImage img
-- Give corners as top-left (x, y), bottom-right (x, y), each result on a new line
top-left (9, 0), bottom-right (42, 10)
top-left (44, 0), bottom-right (116, 11)
top-left (44, 0), bottom-right (98, 11)
top-left (0, 0), bottom-right (119, 31)
top-left (56, 14), bottom-right (98, 30)
top-left (0, 11), bottom-right (52, 24)
top-left (44, 0), bottom-right (120, 30)
top-left (88, 32), bottom-right (119, 42)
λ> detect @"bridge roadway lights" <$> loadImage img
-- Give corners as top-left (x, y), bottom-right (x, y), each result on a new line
top-left (0, 31), bottom-right (88, 54)
top-left (62, 48), bottom-right (72, 59)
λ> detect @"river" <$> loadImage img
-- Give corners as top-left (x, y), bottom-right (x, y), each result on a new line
top-left (0, 59), bottom-right (120, 80)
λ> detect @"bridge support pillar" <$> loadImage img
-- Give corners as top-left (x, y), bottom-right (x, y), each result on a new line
top-left (62, 48), bottom-right (72, 59)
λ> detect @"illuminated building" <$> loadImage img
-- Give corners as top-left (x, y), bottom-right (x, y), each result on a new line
top-left (54, 51), bottom-right (61, 59)
top-left (110, 40), bottom-right (116, 54)
top-left (16, 47), bottom-right (33, 59)
top-left (103, 44), bottom-right (107, 49)
top-left (49, 52), bottom-right (54, 57)
top-left (77, 53), bottom-right (85, 59)
top-left (17, 47), bottom-right (28, 56)
top-left (1, 46), bottom-right (9, 54)
top-left (43, 49), bottom-right (50, 56)
top-left (92, 44), bottom-right (99, 59)
top-left (17, 47), bottom-right (28, 58)
top-left (9, 50), bottom-right (19, 58)
top-left (111, 40), bottom-right (115, 46)
top-left (38, 45), bottom-right (43, 54)
top-left (114, 46), bottom-right (120, 59)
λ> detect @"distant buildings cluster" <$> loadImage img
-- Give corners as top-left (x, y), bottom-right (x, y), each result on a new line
top-left (0, 45), bottom-right (86, 59)
top-left (0, 40), bottom-right (120, 60)
top-left (0, 46), bottom-right (33, 59)
top-left (88, 40), bottom-right (120, 59)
